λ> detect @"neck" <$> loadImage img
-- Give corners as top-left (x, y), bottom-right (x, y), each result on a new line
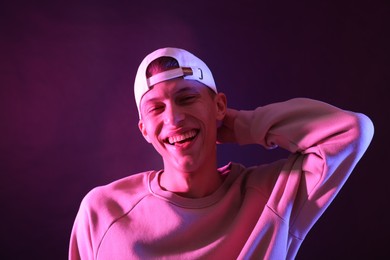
top-left (159, 166), bottom-right (223, 198)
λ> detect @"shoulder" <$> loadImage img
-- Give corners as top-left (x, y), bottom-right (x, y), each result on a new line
top-left (230, 160), bottom-right (286, 194)
top-left (80, 171), bottom-right (153, 217)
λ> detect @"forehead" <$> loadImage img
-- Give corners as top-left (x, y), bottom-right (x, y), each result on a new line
top-left (141, 78), bottom-right (207, 103)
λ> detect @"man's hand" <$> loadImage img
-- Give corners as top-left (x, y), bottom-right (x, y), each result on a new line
top-left (217, 108), bottom-right (239, 144)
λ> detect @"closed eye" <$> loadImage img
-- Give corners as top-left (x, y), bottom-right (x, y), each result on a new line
top-left (143, 103), bottom-right (165, 116)
top-left (147, 106), bottom-right (163, 113)
top-left (177, 95), bottom-right (199, 105)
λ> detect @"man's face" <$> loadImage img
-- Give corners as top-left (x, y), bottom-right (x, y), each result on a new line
top-left (138, 78), bottom-right (225, 174)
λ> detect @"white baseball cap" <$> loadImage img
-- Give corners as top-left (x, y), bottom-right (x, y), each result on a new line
top-left (134, 47), bottom-right (217, 118)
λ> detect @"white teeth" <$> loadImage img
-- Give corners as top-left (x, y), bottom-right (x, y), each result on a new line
top-left (168, 130), bottom-right (197, 145)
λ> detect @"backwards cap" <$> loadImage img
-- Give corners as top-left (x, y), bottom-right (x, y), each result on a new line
top-left (134, 47), bottom-right (217, 118)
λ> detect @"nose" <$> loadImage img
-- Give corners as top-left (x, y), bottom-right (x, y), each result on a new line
top-left (164, 103), bottom-right (185, 125)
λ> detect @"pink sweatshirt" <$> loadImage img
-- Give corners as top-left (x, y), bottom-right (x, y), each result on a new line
top-left (69, 98), bottom-right (374, 260)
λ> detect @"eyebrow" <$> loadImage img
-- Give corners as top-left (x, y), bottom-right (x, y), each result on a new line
top-left (174, 86), bottom-right (201, 95)
top-left (142, 98), bottom-right (161, 107)
top-left (143, 86), bottom-right (201, 105)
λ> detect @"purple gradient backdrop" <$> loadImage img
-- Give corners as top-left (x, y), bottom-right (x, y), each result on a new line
top-left (1, 1), bottom-right (388, 259)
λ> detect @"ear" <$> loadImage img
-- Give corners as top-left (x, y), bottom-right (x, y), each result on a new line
top-left (138, 119), bottom-right (152, 143)
top-left (215, 93), bottom-right (227, 121)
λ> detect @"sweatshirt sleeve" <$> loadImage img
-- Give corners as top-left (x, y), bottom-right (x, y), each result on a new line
top-left (68, 191), bottom-right (100, 260)
top-left (234, 98), bottom-right (374, 154)
top-left (234, 98), bottom-right (374, 239)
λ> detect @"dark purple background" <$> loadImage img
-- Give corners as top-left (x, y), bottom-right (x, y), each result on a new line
top-left (1, 1), bottom-right (388, 259)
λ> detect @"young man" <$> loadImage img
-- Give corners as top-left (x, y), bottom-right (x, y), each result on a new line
top-left (69, 47), bottom-right (374, 259)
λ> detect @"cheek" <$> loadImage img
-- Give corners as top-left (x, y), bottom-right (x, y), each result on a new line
top-left (200, 114), bottom-right (219, 137)
top-left (195, 102), bottom-right (215, 117)
top-left (144, 120), bottom-right (163, 140)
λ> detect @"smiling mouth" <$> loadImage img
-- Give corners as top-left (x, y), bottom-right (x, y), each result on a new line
top-left (166, 130), bottom-right (198, 145)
